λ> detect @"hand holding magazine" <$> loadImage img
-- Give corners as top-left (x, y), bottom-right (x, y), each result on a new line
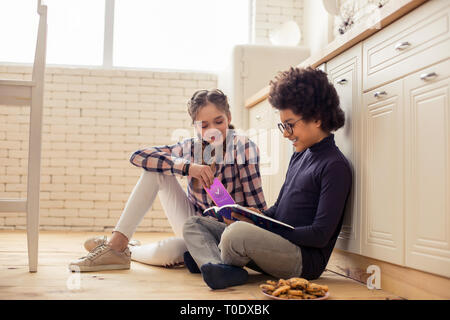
top-left (203, 178), bottom-right (294, 231)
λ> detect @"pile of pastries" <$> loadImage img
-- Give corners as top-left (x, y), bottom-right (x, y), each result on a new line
top-left (260, 277), bottom-right (329, 299)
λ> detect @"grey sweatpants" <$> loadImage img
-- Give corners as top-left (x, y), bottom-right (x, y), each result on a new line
top-left (182, 216), bottom-right (303, 279)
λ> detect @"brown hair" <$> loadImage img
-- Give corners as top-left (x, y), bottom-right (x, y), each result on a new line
top-left (187, 89), bottom-right (234, 129)
top-left (269, 67), bottom-right (345, 132)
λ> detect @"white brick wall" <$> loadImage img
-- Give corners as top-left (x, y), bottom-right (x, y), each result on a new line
top-left (0, 65), bottom-right (216, 232)
top-left (253, 0), bottom-right (305, 45)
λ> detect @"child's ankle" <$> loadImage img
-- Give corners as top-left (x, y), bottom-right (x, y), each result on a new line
top-left (107, 241), bottom-right (127, 252)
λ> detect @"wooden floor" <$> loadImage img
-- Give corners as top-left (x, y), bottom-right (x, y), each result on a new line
top-left (0, 230), bottom-right (403, 300)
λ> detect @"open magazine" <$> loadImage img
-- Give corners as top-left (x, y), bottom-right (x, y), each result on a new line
top-left (203, 178), bottom-right (294, 231)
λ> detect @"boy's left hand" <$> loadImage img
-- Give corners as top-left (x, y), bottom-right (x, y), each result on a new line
top-left (223, 207), bottom-right (261, 225)
top-left (230, 211), bottom-right (254, 224)
top-left (223, 212), bottom-right (253, 225)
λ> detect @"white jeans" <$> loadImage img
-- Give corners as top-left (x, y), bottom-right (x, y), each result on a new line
top-left (113, 170), bottom-right (198, 266)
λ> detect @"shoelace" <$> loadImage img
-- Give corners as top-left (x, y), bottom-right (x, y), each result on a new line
top-left (96, 235), bottom-right (108, 246)
top-left (86, 243), bottom-right (108, 260)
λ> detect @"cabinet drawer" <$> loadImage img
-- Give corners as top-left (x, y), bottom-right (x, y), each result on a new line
top-left (248, 99), bottom-right (271, 129)
top-left (363, 0), bottom-right (450, 91)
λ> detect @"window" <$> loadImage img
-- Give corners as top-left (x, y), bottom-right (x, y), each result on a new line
top-left (44, 0), bottom-right (105, 66)
top-left (0, 0), bottom-right (250, 71)
top-left (113, 0), bottom-right (250, 71)
top-left (0, 0), bottom-right (105, 66)
top-left (0, 1), bottom-right (39, 63)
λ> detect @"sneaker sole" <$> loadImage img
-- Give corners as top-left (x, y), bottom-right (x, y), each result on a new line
top-left (68, 264), bottom-right (130, 272)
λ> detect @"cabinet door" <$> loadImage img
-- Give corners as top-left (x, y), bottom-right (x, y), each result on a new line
top-left (327, 43), bottom-right (362, 254)
top-left (404, 59), bottom-right (450, 277)
top-left (248, 100), bottom-right (272, 204)
top-left (248, 99), bottom-right (292, 206)
top-left (361, 79), bottom-right (404, 265)
top-left (270, 107), bottom-right (293, 205)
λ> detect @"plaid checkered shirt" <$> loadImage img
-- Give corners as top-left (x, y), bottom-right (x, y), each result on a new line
top-left (129, 132), bottom-right (267, 215)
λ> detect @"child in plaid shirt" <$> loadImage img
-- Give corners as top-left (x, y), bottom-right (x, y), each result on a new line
top-left (69, 89), bottom-right (267, 272)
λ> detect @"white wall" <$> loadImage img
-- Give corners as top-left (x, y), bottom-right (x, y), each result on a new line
top-left (303, 0), bottom-right (335, 55)
top-left (0, 66), bottom-right (215, 232)
top-left (253, 0), bottom-right (305, 45)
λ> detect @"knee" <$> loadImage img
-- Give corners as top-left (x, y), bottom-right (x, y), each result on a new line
top-left (142, 169), bottom-right (157, 178)
top-left (182, 215), bottom-right (203, 239)
top-left (141, 170), bottom-right (160, 185)
top-left (220, 221), bottom-right (249, 248)
top-left (142, 169), bottom-right (169, 183)
top-left (219, 222), bottom-right (254, 265)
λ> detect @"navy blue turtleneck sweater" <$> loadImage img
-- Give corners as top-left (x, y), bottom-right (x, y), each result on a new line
top-left (263, 134), bottom-right (352, 280)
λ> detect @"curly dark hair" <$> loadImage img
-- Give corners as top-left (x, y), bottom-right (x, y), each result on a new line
top-left (268, 67), bottom-right (345, 132)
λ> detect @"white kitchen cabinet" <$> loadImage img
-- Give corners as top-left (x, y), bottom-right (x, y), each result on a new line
top-left (358, 1), bottom-right (450, 272)
top-left (362, 0), bottom-right (450, 91)
top-left (269, 107), bottom-right (293, 205)
top-left (361, 79), bottom-right (405, 265)
top-left (404, 59), bottom-right (450, 277)
top-left (359, 58), bottom-right (450, 273)
top-left (248, 99), bottom-right (272, 205)
top-left (248, 99), bottom-right (292, 206)
top-left (327, 43), bottom-right (362, 254)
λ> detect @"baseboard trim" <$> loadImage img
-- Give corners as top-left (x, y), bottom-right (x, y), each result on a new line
top-left (327, 249), bottom-right (450, 300)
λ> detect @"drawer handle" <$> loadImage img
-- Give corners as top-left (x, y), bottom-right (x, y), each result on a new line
top-left (337, 78), bottom-right (348, 85)
top-left (274, 109), bottom-right (279, 114)
top-left (256, 115), bottom-right (262, 120)
top-left (420, 72), bottom-right (438, 81)
top-left (394, 41), bottom-right (411, 51)
top-left (374, 91), bottom-right (387, 98)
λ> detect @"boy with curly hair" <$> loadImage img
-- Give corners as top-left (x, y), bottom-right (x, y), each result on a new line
top-left (182, 67), bottom-right (352, 290)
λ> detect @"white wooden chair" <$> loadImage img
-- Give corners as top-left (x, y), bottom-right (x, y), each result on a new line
top-left (0, 0), bottom-right (47, 272)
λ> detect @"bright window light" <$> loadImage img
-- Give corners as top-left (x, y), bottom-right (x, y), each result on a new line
top-left (44, 0), bottom-right (105, 66)
top-left (0, 0), bottom-right (104, 66)
top-left (0, 0), bottom-right (250, 70)
top-left (0, 1), bottom-right (39, 63)
top-left (113, 0), bottom-right (250, 71)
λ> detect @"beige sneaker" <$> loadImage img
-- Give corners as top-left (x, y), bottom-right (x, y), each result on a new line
top-left (68, 243), bottom-right (131, 272)
top-left (83, 235), bottom-right (141, 252)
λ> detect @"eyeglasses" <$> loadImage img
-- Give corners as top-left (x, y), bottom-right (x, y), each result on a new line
top-left (277, 118), bottom-right (303, 135)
